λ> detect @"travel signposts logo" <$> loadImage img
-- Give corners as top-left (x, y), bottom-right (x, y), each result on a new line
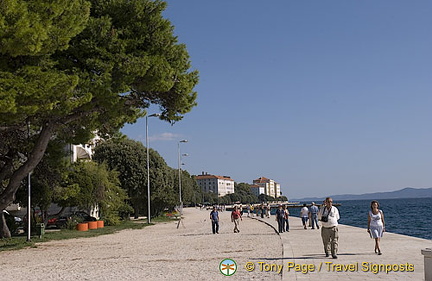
top-left (219, 259), bottom-right (237, 276)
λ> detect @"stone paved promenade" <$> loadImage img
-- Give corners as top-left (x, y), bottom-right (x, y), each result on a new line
top-left (254, 212), bottom-right (431, 281)
top-left (0, 207), bottom-right (430, 280)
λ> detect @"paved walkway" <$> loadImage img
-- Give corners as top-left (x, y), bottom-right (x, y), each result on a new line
top-left (0, 208), bottom-right (282, 281)
top-left (0, 207), bottom-right (430, 280)
top-left (253, 213), bottom-right (431, 281)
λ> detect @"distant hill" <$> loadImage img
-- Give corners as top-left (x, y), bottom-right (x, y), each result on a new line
top-left (293, 187), bottom-right (432, 202)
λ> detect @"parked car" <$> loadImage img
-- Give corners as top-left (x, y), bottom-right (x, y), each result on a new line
top-left (47, 211), bottom-right (96, 229)
top-left (3, 210), bottom-right (23, 235)
top-left (70, 211), bottom-right (97, 222)
top-left (47, 215), bottom-right (68, 228)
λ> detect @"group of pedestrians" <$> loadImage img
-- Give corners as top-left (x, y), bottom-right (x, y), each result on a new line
top-left (320, 197), bottom-right (386, 258)
top-left (209, 198), bottom-right (385, 259)
top-left (209, 205), bottom-right (243, 234)
top-left (299, 202), bottom-right (321, 229)
top-left (275, 205), bottom-right (290, 233)
top-left (257, 204), bottom-right (270, 218)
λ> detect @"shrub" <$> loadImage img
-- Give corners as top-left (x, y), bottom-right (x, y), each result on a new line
top-left (101, 213), bottom-right (121, 226)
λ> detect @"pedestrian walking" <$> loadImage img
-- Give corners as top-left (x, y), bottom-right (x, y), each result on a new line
top-left (300, 203), bottom-right (309, 229)
top-left (266, 203), bottom-right (270, 219)
top-left (210, 206), bottom-right (219, 234)
top-left (309, 202), bottom-right (319, 229)
top-left (318, 197), bottom-right (340, 259)
top-left (367, 200), bottom-right (385, 255)
top-left (231, 206), bottom-right (242, 233)
top-left (283, 205), bottom-right (290, 232)
top-left (275, 205), bottom-right (285, 233)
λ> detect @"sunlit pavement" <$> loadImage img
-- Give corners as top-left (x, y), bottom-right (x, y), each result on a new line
top-left (253, 214), bottom-right (431, 281)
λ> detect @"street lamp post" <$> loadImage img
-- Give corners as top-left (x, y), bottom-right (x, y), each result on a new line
top-left (26, 121), bottom-right (31, 242)
top-left (27, 171), bottom-right (31, 241)
top-left (146, 113), bottom-right (160, 224)
top-left (178, 140), bottom-right (188, 214)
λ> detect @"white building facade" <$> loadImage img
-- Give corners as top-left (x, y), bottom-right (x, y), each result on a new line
top-left (69, 135), bottom-right (102, 162)
top-left (252, 177), bottom-right (281, 198)
top-left (195, 173), bottom-right (235, 197)
top-left (250, 184), bottom-right (265, 197)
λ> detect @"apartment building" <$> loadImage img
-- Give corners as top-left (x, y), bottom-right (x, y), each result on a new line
top-left (249, 184), bottom-right (265, 197)
top-left (195, 172), bottom-right (235, 197)
top-left (68, 135), bottom-right (102, 162)
top-left (252, 177), bottom-right (281, 198)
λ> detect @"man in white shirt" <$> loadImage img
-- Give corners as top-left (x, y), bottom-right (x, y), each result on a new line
top-left (318, 197), bottom-right (340, 258)
top-left (300, 204), bottom-right (309, 229)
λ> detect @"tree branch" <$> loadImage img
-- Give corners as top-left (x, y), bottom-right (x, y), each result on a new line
top-left (0, 122), bottom-right (55, 210)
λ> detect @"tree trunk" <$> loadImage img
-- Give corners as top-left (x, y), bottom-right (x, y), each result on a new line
top-left (134, 207), bottom-right (139, 219)
top-left (0, 123), bottom-right (54, 237)
top-left (0, 211), bottom-right (11, 238)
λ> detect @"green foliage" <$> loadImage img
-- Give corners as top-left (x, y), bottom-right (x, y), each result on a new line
top-left (149, 161), bottom-right (177, 215)
top-left (102, 212), bottom-right (121, 226)
top-left (234, 183), bottom-right (259, 203)
top-left (93, 139), bottom-right (147, 214)
top-left (0, 0), bottom-right (199, 224)
top-left (15, 140), bottom-right (71, 211)
top-left (1, 0), bottom-right (198, 128)
top-left (0, 0), bottom-right (90, 56)
top-left (60, 162), bottom-right (102, 209)
top-left (99, 166), bottom-right (132, 225)
top-left (216, 183), bottom-right (260, 205)
top-left (0, 237), bottom-right (34, 252)
top-left (0, 0), bottom-right (91, 125)
top-left (93, 137), bottom-right (202, 216)
top-left (258, 193), bottom-right (276, 203)
top-left (64, 219), bottom-right (78, 230)
top-left (180, 170), bottom-right (202, 205)
top-left (93, 138), bottom-right (178, 217)
top-left (54, 161), bottom-right (129, 224)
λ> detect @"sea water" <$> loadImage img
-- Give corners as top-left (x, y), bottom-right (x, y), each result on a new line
top-left (329, 198), bottom-right (431, 240)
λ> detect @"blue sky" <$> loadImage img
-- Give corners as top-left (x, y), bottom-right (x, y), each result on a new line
top-left (122, 0), bottom-right (432, 199)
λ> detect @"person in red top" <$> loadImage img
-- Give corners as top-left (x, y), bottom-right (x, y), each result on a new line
top-left (231, 206), bottom-right (242, 233)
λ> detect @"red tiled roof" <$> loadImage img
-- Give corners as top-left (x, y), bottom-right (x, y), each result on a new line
top-left (253, 177), bottom-right (270, 183)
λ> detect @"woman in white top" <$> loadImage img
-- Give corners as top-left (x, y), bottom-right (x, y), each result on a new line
top-left (367, 200), bottom-right (385, 255)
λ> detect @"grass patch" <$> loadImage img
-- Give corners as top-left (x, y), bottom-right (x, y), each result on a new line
top-left (42, 220), bottom-right (150, 241)
top-left (0, 217), bottom-right (169, 252)
top-left (0, 237), bottom-right (34, 251)
top-left (152, 215), bottom-right (177, 223)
